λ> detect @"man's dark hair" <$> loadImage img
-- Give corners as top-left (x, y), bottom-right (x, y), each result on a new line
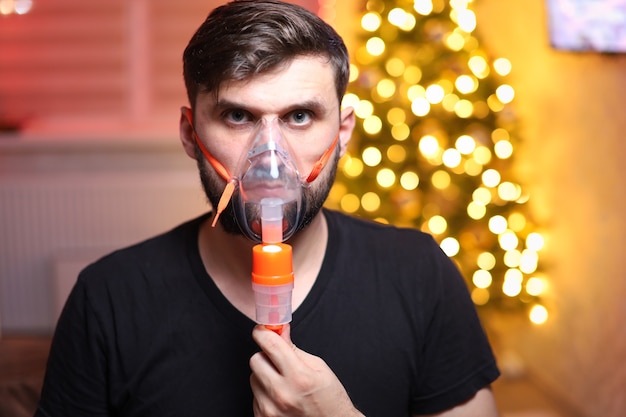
top-left (183, 0), bottom-right (350, 107)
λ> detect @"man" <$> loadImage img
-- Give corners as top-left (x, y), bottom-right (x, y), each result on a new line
top-left (36, 1), bottom-right (500, 416)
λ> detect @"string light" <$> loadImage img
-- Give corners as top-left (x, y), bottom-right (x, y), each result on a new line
top-left (414, 0), bottom-right (434, 16)
top-left (529, 304), bottom-right (549, 324)
top-left (441, 237), bottom-right (460, 256)
top-left (0, 0), bottom-right (32, 15)
top-left (400, 171), bottom-right (420, 190)
top-left (473, 270), bottom-right (493, 288)
top-left (329, 0), bottom-right (548, 324)
top-left (362, 12), bottom-right (382, 31)
top-left (362, 147), bottom-right (383, 166)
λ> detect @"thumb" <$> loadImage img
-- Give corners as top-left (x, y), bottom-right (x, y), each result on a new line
top-left (260, 323), bottom-right (299, 355)
top-left (279, 324), bottom-right (313, 362)
top-left (252, 323), bottom-right (294, 348)
top-left (278, 322), bottom-right (292, 344)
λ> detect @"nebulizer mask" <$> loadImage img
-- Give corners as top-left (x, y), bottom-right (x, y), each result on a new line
top-left (185, 106), bottom-right (338, 243)
top-left (232, 117), bottom-right (305, 243)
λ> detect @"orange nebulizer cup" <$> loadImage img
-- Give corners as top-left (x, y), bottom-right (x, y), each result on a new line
top-left (251, 243), bottom-right (294, 334)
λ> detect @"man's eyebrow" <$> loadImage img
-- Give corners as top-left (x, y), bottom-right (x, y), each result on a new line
top-left (294, 99), bottom-right (328, 114)
top-left (213, 99), bottom-right (245, 111)
top-left (214, 98), bottom-right (329, 114)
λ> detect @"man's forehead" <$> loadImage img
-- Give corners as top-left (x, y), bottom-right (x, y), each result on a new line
top-left (202, 58), bottom-right (338, 112)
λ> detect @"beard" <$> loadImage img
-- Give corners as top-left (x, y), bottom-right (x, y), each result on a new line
top-left (195, 145), bottom-right (339, 240)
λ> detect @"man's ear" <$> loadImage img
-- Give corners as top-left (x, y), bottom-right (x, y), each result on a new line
top-left (338, 106), bottom-right (355, 157)
top-left (179, 106), bottom-right (198, 160)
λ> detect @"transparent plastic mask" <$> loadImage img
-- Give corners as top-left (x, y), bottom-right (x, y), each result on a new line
top-left (184, 107), bottom-right (339, 241)
top-left (232, 118), bottom-right (305, 243)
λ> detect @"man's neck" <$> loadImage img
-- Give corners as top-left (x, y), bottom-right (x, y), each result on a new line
top-left (197, 211), bottom-right (329, 319)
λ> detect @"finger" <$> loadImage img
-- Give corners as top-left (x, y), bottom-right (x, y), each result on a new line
top-left (249, 351), bottom-right (278, 378)
top-left (280, 324), bottom-right (299, 354)
top-left (252, 397), bottom-right (262, 417)
top-left (274, 323), bottom-right (308, 356)
top-left (251, 384), bottom-right (269, 417)
top-left (250, 356), bottom-right (287, 417)
top-left (278, 322), bottom-right (292, 342)
top-left (250, 370), bottom-right (267, 400)
top-left (252, 324), bottom-right (299, 375)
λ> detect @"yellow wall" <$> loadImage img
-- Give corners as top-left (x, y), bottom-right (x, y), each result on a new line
top-left (472, 1), bottom-right (626, 416)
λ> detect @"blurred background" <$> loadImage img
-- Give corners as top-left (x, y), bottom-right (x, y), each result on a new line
top-left (0, 1), bottom-right (625, 416)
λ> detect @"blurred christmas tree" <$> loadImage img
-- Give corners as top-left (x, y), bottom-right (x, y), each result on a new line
top-left (326, 0), bottom-right (548, 323)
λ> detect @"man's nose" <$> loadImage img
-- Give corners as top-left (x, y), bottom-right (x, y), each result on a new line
top-left (258, 117), bottom-right (284, 143)
top-left (248, 118), bottom-right (288, 157)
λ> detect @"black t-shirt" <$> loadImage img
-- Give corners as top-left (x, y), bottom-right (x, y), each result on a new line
top-left (36, 209), bottom-right (499, 417)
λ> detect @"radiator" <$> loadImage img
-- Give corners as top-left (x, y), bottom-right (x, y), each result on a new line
top-left (0, 170), bottom-right (207, 333)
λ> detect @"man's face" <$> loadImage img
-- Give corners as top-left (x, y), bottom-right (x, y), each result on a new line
top-left (191, 56), bottom-right (348, 237)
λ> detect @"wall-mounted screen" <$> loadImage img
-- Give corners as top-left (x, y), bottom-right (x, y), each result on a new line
top-left (546, 0), bottom-right (626, 52)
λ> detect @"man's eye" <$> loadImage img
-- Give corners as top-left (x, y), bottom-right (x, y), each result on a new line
top-left (224, 109), bottom-right (250, 124)
top-left (288, 110), bottom-right (312, 125)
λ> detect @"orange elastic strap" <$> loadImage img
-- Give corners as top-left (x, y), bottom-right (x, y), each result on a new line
top-left (305, 133), bottom-right (339, 183)
top-left (184, 108), bottom-right (232, 182)
top-left (211, 180), bottom-right (236, 227)
top-left (184, 108), bottom-right (236, 227)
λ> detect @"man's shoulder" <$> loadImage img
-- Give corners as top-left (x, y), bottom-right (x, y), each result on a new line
top-left (78, 213), bottom-right (209, 285)
top-left (323, 208), bottom-right (434, 246)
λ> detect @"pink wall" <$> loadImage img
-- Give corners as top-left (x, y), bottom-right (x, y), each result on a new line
top-left (0, 0), bottom-right (320, 135)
